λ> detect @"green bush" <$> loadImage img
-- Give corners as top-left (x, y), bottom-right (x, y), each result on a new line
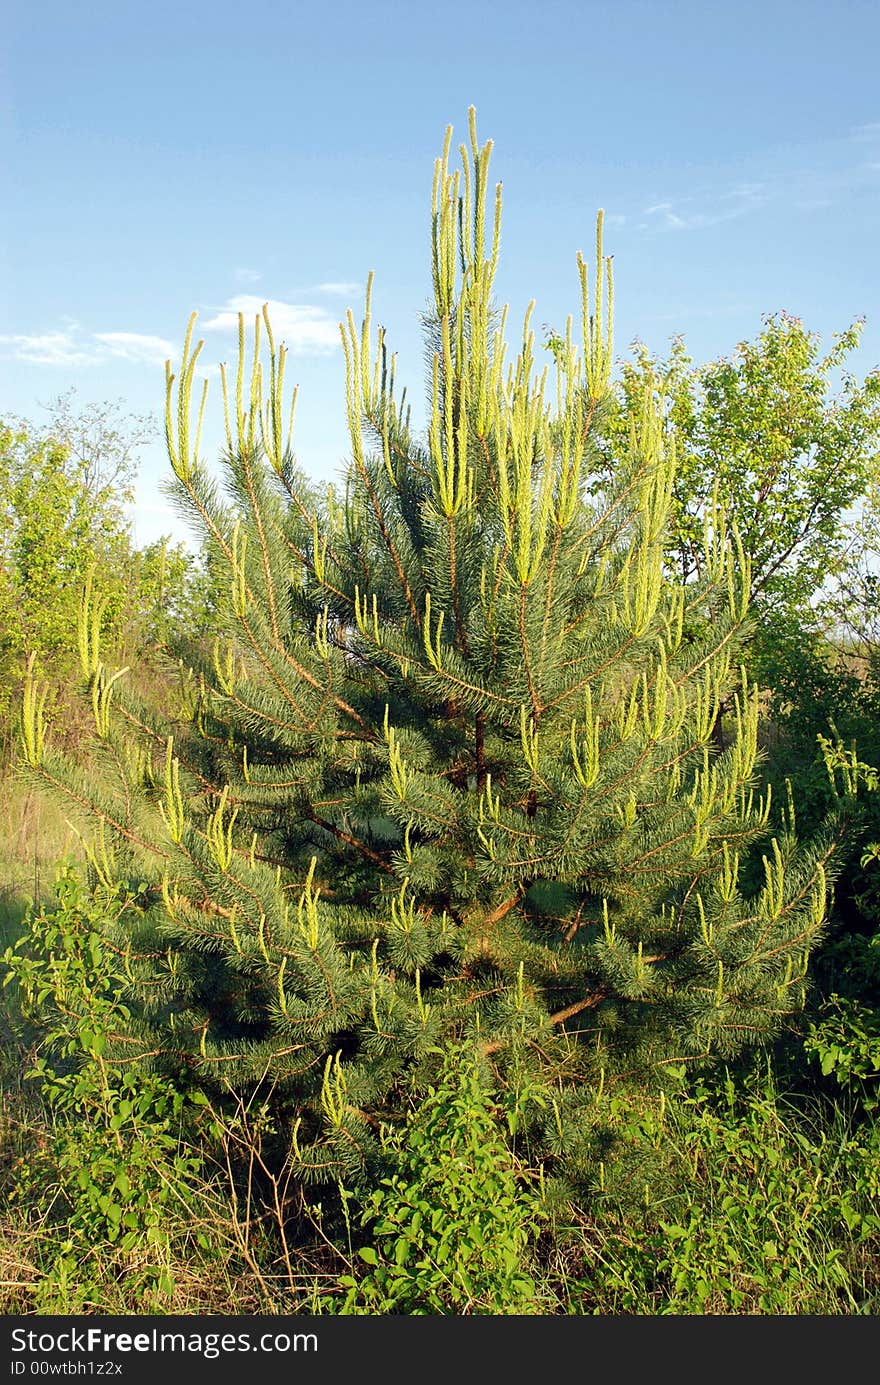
top-left (2, 870), bottom-right (206, 1310)
top-left (805, 994), bottom-right (880, 1113)
top-left (333, 1044), bottom-right (547, 1314)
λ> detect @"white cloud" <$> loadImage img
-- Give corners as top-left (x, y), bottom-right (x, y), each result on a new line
top-left (94, 331), bottom-right (177, 364)
top-left (234, 267), bottom-right (262, 284)
top-left (643, 201), bottom-right (688, 230)
top-left (642, 182), bottom-right (767, 233)
top-left (627, 127), bottom-right (880, 242)
top-left (0, 324), bottom-right (180, 369)
top-left (0, 330), bottom-right (96, 366)
top-left (201, 295), bottom-right (340, 354)
top-left (0, 296), bottom-right (341, 375)
top-left (720, 182), bottom-right (765, 202)
top-left (312, 280), bottom-right (362, 297)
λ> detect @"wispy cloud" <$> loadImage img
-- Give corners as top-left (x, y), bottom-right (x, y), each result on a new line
top-left (2, 324), bottom-right (194, 370)
top-left (234, 267), bottom-right (262, 284)
top-left (312, 280), bottom-right (362, 297)
top-left (0, 291), bottom-right (344, 373)
top-left (94, 331), bottom-right (177, 364)
top-left (635, 124), bottom-right (880, 239)
top-left (642, 182), bottom-right (766, 233)
top-left (643, 201), bottom-right (688, 231)
top-left (201, 295), bottom-right (340, 354)
top-left (0, 329), bottom-right (96, 366)
top-left (719, 181), bottom-right (765, 203)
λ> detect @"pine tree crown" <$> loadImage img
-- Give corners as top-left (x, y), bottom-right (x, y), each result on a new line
top-left (19, 109), bottom-right (844, 1187)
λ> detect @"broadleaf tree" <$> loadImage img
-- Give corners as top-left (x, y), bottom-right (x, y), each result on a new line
top-left (603, 320), bottom-right (880, 609)
top-left (20, 112), bottom-right (843, 1189)
top-left (0, 400), bottom-right (219, 761)
top-left (0, 411), bottom-right (140, 753)
top-left (0, 416), bottom-right (131, 673)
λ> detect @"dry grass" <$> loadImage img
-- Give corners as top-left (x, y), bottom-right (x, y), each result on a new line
top-left (0, 777), bottom-right (83, 946)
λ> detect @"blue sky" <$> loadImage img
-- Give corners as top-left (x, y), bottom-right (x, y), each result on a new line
top-left (4, 0), bottom-right (880, 548)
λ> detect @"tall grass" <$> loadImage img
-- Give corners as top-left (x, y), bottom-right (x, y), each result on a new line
top-left (555, 1068), bottom-right (880, 1314)
top-left (0, 776), bottom-right (82, 943)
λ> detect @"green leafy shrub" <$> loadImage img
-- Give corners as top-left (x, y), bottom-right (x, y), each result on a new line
top-left (2, 870), bottom-right (205, 1310)
top-left (334, 1044), bottom-right (547, 1314)
top-left (753, 645), bottom-right (880, 953)
top-left (805, 994), bottom-right (880, 1112)
top-left (798, 738), bottom-right (880, 1116)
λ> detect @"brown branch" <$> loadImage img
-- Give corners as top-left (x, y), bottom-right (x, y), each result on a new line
top-left (305, 812), bottom-right (395, 873)
top-left (475, 710), bottom-right (486, 790)
top-left (480, 988), bottom-right (606, 1055)
top-left (549, 991), bottom-right (607, 1026)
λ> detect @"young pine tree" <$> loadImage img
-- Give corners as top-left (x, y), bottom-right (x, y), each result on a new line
top-left (20, 112), bottom-right (839, 1188)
